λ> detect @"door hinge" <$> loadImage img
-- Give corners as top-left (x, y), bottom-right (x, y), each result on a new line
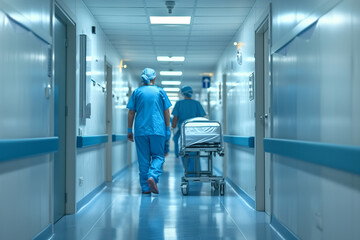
top-left (65, 39), bottom-right (68, 48)
top-left (65, 192), bottom-right (67, 203)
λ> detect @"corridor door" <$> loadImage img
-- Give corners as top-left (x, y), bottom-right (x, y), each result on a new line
top-left (54, 15), bottom-right (67, 222)
top-left (263, 28), bottom-right (272, 215)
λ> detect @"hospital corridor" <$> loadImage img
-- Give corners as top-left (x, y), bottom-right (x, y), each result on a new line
top-left (0, 0), bottom-right (360, 239)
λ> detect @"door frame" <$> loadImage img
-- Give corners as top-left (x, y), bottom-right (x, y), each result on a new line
top-left (105, 57), bottom-right (113, 182)
top-left (254, 5), bottom-right (272, 212)
top-left (54, 2), bottom-right (77, 215)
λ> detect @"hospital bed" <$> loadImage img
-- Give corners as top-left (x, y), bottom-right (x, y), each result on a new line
top-left (179, 117), bottom-right (225, 195)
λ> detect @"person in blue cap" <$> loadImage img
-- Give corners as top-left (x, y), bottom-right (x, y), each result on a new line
top-left (127, 68), bottom-right (172, 194)
top-left (172, 86), bottom-right (206, 158)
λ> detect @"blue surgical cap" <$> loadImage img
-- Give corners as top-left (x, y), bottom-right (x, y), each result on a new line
top-left (141, 68), bottom-right (156, 84)
top-left (181, 85), bottom-right (193, 98)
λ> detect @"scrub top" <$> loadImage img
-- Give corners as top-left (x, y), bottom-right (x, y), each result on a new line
top-left (127, 85), bottom-right (172, 137)
top-left (172, 99), bottom-right (206, 128)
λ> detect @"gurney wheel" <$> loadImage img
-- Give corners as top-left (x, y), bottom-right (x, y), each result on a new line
top-left (220, 183), bottom-right (225, 195)
top-left (211, 182), bottom-right (219, 190)
top-left (181, 183), bottom-right (189, 195)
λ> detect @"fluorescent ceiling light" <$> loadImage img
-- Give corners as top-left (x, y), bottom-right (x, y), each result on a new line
top-left (157, 56), bottom-right (185, 62)
top-left (167, 93), bottom-right (179, 97)
top-left (161, 81), bottom-right (181, 85)
top-left (150, 16), bottom-right (191, 25)
top-left (164, 87), bottom-right (180, 92)
top-left (160, 71), bottom-right (182, 76)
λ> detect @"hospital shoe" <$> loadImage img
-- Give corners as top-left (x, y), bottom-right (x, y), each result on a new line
top-left (147, 178), bottom-right (159, 194)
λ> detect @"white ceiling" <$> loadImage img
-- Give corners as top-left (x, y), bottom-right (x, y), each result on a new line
top-left (83, 0), bottom-right (255, 92)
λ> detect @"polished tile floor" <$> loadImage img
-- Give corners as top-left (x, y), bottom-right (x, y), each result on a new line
top-left (53, 154), bottom-right (282, 240)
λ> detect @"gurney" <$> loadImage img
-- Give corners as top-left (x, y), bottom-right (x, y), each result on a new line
top-left (179, 117), bottom-right (225, 195)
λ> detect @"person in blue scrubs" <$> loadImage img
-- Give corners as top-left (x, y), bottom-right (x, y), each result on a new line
top-left (172, 86), bottom-right (206, 158)
top-left (127, 68), bottom-right (172, 194)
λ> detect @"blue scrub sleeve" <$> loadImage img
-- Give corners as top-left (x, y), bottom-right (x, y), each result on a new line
top-left (127, 91), bottom-right (136, 111)
top-left (162, 90), bottom-right (172, 110)
top-left (172, 102), bottom-right (179, 117)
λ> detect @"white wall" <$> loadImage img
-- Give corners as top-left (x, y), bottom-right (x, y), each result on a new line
top-left (211, 0), bottom-right (360, 239)
top-left (271, 0), bottom-right (360, 238)
top-left (0, 0), bottom-right (132, 238)
top-left (0, 1), bottom-right (53, 239)
top-left (59, 0), bottom-right (132, 204)
top-left (211, 0), bottom-right (269, 200)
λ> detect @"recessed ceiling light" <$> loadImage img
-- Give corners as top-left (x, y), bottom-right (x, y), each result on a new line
top-left (160, 71), bottom-right (182, 76)
top-left (164, 87), bottom-right (180, 92)
top-left (157, 56), bottom-right (185, 62)
top-left (150, 16), bottom-right (191, 25)
top-left (161, 81), bottom-right (181, 85)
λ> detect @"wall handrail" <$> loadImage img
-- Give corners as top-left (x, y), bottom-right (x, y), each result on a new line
top-left (77, 135), bottom-right (108, 148)
top-left (264, 138), bottom-right (360, 175)
top-left (0, 137), bottom-right (59, 162)
top-left (223, 135), bottom-right (255, 148)
top-left (112, 134), bottom-right (127, 143)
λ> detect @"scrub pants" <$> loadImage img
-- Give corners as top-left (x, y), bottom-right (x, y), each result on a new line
top-left (173, 131), bottom-right (181, 158)
top-left (135, 135), bottom-right (165, 192)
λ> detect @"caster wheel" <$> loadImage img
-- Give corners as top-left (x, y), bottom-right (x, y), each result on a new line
top-left (211, 182), bottom-right (219, 190)
top-left (220, 183), bottom-right (225, 195)
top-left (181, 183), bottom-right (189, 195)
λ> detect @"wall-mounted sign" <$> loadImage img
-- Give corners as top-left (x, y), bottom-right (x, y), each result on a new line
top-left (202, 76), bottom-right (211, 88)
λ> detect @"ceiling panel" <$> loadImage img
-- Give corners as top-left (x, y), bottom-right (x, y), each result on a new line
top-left (189, 35), bottom-right (232, 41)
top-left (106, 30), bottom-right (151, 35)
top-left (193, 16), bottom-right (246, 24)
top-left (152, 41), bottom-right (188, 46)
top-left (186, 41), bottom-right (228, 46)
top-left (89, 8), bottom-right (146, 16)
top-left (145, 0), bottom-right (196, 7)
top-left (196, 0), bottom-right (255, 8)
top-left (155, 46), bottom-right (187, 51)
top-left (96, 16), bottom-right (147, 24)
top-left (147, 7), bottom-right (194, 16)
top-left (152, 36), bottom-right (188, 41)
top-left (194, 7), bottom-right (251, 16)
top-left (151, 30), bottom-right (190, 36)
top-left (191, 23), bottom-right (240, 31)
top-left (84, 0), bottom-right (144, 8)
top-left (190, 30), bottom-right (234, 36)
top-left (82, 0), bottom-right (253, 92)
top-left (150, 25), bottom-right (191, 31)
top-left (109, 35), bottom-right (152, 41)
top-left (102, 24), bottom-right (149, 31)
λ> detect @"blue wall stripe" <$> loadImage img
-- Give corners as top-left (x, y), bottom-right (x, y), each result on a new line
top-left (270, 216), bottom-right (299, 240)
top-left (32, 224), bottom-right (52, 240)
top-left (223, 135), bottom-right (254, 148)
top-left (214, 167), bottom-right (255, 209)
top-left (76, 182), bottom-right (107, 212)
top-left (112, 134), bottom-right (127, 142)
top-left (76, 135), bottom-right (108, 148)
top-left (0, 137), bottom-right (58, 162)
top-left (264, 138), bottom-right (360, 175)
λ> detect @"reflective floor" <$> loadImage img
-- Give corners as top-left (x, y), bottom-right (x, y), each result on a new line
top-left (53, 154), bottom-right (282, 240)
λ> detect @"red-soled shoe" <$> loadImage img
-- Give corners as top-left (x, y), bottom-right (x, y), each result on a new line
top-left (147, 178), bottom-right (159, 194)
